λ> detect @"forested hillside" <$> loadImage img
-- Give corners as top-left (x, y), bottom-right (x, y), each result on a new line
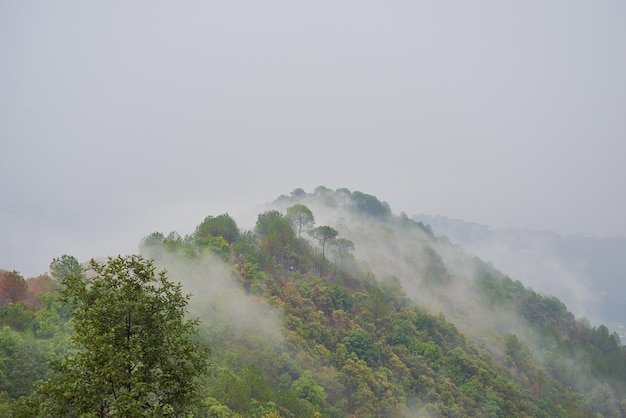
top-left (1, 187), bottom-right (625, 417)
top-left (413, 214), bottom-right (626, 342)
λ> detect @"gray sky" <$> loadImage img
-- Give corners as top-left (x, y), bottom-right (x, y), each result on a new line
top-left (2, 1), bottom-right (625, 277)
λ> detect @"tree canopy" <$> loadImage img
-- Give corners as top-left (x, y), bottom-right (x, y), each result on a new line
top-left (21, 255), bottom-right (209, 417)
top-left (195, 213), bottom-right (240, 245)
top-left (308, 226), bottom-right (338, 258)
top-left (49, 254), bottom-right (82, 282)
top-left (0, 271), bottom-right (27, 305)
top-left (286, 204), bottom-right (315, 237)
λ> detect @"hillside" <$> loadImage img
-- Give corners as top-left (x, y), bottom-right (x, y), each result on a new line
top-left (413, 214), bottom-right (626, 341)
top-left (1, 186), bottom-right (625, 417)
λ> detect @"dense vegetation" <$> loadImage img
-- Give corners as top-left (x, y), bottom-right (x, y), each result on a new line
top-left (1, 186), bottom-right (625, 417)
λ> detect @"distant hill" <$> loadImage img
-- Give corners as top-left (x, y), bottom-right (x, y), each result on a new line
top-left (414, 214), bottom-right (626, 341)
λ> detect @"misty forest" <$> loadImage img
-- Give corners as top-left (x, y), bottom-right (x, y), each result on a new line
top-left (1, 187), bottom-right (626, 417)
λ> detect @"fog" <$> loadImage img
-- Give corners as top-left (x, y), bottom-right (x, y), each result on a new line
top-left (139, 244), bottom-right (290, 375)
top-left (415, 214), bottom-right (626, 340)
top-left (269, 193), bottom-right (519, 340)
top-left (268, 190), bottom-right (624, 409)
top-left (2, 2), bottom-right (626, 278)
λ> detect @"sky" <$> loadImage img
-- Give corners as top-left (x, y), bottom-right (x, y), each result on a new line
top-left (1, 1), bottom-right (625, 277)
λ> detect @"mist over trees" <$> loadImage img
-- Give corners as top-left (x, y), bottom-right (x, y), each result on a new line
top-left (415, 214), bottom-right (626, 341)
top-left (1, 186), bottom-right (625, 417)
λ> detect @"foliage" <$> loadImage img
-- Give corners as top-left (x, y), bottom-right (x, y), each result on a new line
top-left (286, 204), bottom-right (315, 238)
top-left (141, 231), bottom-right (200, 260)
top-left (308, 226), bottom-right (338, 258)
top-left (195, 213), bottom-right (241, 245)
top-left (350, 191), bottom-right (391, 219)
top-left (20, 255), bottom-right (210, 417)
top-left (256, 210), bottom-right (296, 266)
top-left (49, 254), bottom-right (82, 282)
top-left (0, 303), bottom-right (35, 332)
top-left (0, 270), bottom-right (27, 305)
top-left (25, 274), bottom-right (54, 308)
top-left (3, 187), bottom-right (626, 417)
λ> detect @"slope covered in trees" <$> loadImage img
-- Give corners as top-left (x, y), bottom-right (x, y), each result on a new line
top-left (1, 186), bottom-right (625, 417)
top-left (413, 214), bottom-right (626, 342)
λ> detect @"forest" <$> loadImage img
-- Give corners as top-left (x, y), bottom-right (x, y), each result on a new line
top-left (1, 186), bottom-right (625, 417)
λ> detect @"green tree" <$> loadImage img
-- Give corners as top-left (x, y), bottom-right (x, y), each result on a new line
top-left (21, 255), bottom-right (210, 417)
top-left (342, 328), bottom-right (380, 366)
top-left (256, 210), bottom-right (293, 240)
top-left (0, 303), bottom-right (35, 331)
top-left (286, 204), bottom-right (315, 237)
top-left (255, 210), bottom-right (295, 265)
top-left (350, 191), bottom-right (391, 219)
top-left (195, 213), bottom-right (240, 245)
top-left (0, 328), bottom-right (48, 398)
top-left (49, 254), bottom-right (82, 282)
top-left (292, 371), bottom-right (328, 408)
top-left (308, 226), bottom-right (338, 258)
top-left (290, 188), bottom-right (306, 198)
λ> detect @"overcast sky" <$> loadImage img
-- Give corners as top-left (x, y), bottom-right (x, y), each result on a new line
top-left (2, 1), bottom-right (625, 277)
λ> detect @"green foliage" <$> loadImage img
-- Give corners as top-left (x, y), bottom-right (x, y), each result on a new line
top-left (21, 255), bottom-right (210, 417)
top-left (343, 328), bottom-right (380, 366)
top-left (49, 254), bottom-right (82, 282)
top-left (308, 226), bottom-right (338, 258)
top-left (0, 326), bottom-right (49, 399)
top-left (0, 303), bottom-right (34, 332)
top-left (256, 210), bottom-right (293, 241)
top-left (141, 231), bottom-right (199, 260)
top-left (422, 246), bottom-right (450, 284)
top-left (350, 191), bottom-right (391, 219)
top-left (4, 186), bottom-right (626, 417)
top-left (292, 370), bottom-right (328, 407)
top-left (209, 366), bottom-right (319, 417)
top-left (200, 397), bottom-right (242, 417)
top-left (256, 210), bottom-right (296, 266)
top-left (196, 213), bottom-right (241, 245)
top-left (329, 284), bottom-right (353, 312)
top-left (196, 235), bottom-right (231, 261)
top-left (286, 204), bottom-right (315, 237)
top-left (290, 187), bottom-right (306, 198)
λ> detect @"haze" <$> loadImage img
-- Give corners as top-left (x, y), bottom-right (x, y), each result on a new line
top-left (1, 1), bottom-right (625, 277)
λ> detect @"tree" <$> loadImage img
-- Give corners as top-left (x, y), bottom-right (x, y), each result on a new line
top-left (21, 255), bottom-right (210, 417)
top-left (292, 371), bottom-right (328, 408)
top-left (49, 255), bottom-right (82, 282)
top-left (331, 238), bottom-right (355, 271)
top-left (342, 328), bottom-right (380, 366)
top-left (286, 204), bottom-right (315, 237)
top-left (256, 210), bottom-right (293, 239)
top-left (25, 274), bottom-right (54, 307)
top-left (290, 188), bottom-right (306, 198)
top-left (0, 270), bottom-right (27, 305)
top-left (350, 191), bottom-right (391, 219)
top-left (195, 213), bottom-right (240, 245)
top-left (255, 210), bottom-right (295, 265)
top-left (308, 226), bottom-right (338, 258)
